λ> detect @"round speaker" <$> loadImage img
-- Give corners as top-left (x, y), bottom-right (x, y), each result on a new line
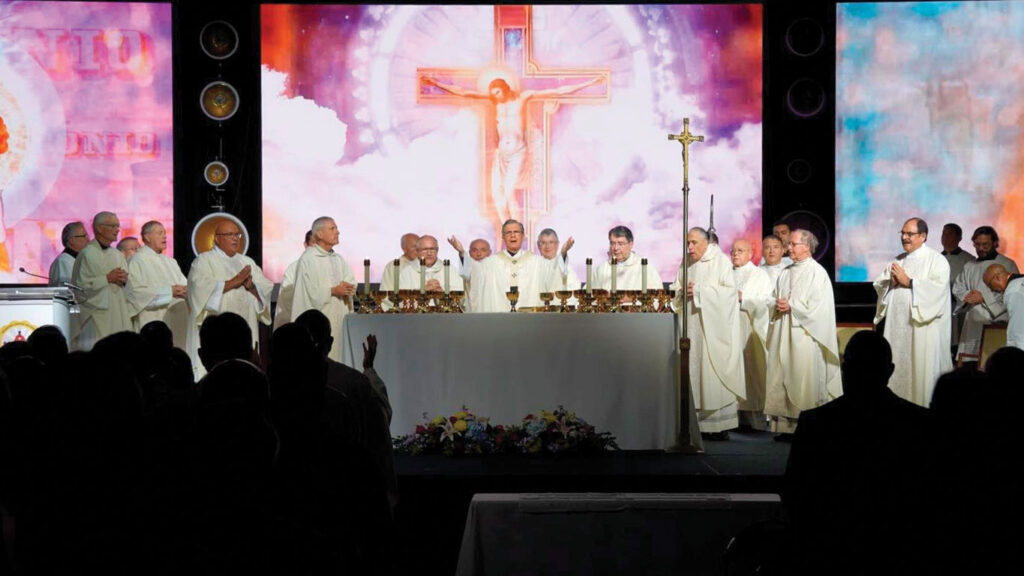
top-left (786, 159), bottom-right (813, 184)
top-left (786, 78), bottom-right (826, 118)
top-left (200, 81), bottom-right (239, 121)
top-left (200, 20), bottom-right (239, 60)
top-left (780, 210), bottom-right (831, 262)
top-left (191, 211), bottom-right (249, 257)
top-left (785, 17), bottom-right (825, 57)
top-left (204, 160), bottom-right (229, 187)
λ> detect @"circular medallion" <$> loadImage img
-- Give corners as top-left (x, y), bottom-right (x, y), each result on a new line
top-left (200, 20), bottom-right (239, 60)
top-left (200, 81), bottom-right (239, 121)
top-left (204, 160), bottom-right (230, 186)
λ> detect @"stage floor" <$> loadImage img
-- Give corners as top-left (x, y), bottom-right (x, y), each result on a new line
top-left (392, 429), bottom-right (790, 574)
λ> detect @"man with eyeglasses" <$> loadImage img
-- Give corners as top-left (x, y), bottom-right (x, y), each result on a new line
top-left (983, 263), bottom-right (1024, 350)
top-left (291, 216), bottom-right (358, 362)
top-left (125, 220), bottom-right (189, 349)
top-left (594, 225), bottom-right (663, 295)
top-left (448, 219), bottom-right (572, 312)
top-left (380, 232), bottom-right (420, 299)
top-left (187, 218), bottom-right (273, 372)
top-left (765, 229), bottom-right (841, 436)
top-left (397, 234), bottom-right (464, 293)
top-left (872, 217), bottom-right (951, 406)
top-left (48, 221), bottom-right (89, 287)
top-left (952, 226), bottom-right (1019, 362)
top-left (70, 212), bottom-right (136, 351)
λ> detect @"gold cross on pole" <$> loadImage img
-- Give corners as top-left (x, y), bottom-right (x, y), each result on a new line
top-left (667, 117), bottom-right (705, 192)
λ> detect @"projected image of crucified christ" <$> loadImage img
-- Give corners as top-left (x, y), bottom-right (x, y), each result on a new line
top-left (420, 73), bottom-right (604, 225)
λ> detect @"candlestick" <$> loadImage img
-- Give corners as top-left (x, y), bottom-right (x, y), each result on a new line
top-left (419, 258), bottom-right (426, 294)
top-left (641, 258), bottom-right (648, 294)
top-left (586, 258), bottom-right (593, 296)
top-left (363, 259), bottom-right (371, 295)
top-left (610, 258), bottom-right (617, 294)
top-left (392, 259), bottom-right (400, 295)
top-left (443, 259), bottom-right (450, 294)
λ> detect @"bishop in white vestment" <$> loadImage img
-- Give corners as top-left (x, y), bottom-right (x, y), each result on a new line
top-left (273, 230), bottom-right (314, 331)
top-left (450, 219), bottom-right (570, 312)
top-left (71, 212), bottom-right (136, 351)
top-left (126, 221), bottom-right (189, 349)
top-left (874, 219), bottom-right (952, 406)
top-left (397, 235), bottom-right (465, 293)
top-left (186, 219), bottom-right (273, 370)
top-left (291, 217), bottom-right (357, 362)
top-left (594, 225), bottom-right (663, 295)
top-left (672, 228), bottom-right (746, 434)
top-left (732, 240), bottom-right (773, 429)
top-left (765, 229), bottom-right (842, 433)
top-left (760, 234), bottom-right (789, 288)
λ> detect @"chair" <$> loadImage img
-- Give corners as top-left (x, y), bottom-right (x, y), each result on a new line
top-left (956, 322), bottom-right (1007, 369)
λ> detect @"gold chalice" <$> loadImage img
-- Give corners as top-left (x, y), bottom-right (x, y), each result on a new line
top-left (539, 292), bottom-right (554, 312)
top-left (506, 287), bottom-right (520, 313)
top-left (555, 289), bottom-right (573, 313)
top-left (448, 290), bottom-right (465, 313)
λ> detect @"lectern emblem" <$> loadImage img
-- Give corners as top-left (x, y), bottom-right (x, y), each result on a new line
top-left (1, 320), bottom-right (37, 346)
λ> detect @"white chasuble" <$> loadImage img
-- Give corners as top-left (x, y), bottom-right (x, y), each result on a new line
top-left (460, 249), bottom-right (561, 312)
top-left (291, 245), bottom-right (356, 362)
top-left (593, 252), bottom-right (663, 293)
top-left (126, 245), bottom-right (190, 349)
top-left (874, 244), bottom-right (952, 406)
top-left (765, 258), bottom-right (841, 428)
top-left (734, 261), bottom-right (773, 414)
top-left (71, 240), bottom-right (137, 351)
top-left (672, 244), bottom-right (745, 433)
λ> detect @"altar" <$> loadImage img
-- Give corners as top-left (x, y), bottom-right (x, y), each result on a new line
top-left (340, 313), bottom-right (683, 450)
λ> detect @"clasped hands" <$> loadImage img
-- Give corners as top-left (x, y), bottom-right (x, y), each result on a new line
top-left (331, 281), bottom-right (357, 298)
top-left (226, 266), bottom-right (257, 293)
top-left (106, 267), bottom-right (128, 287)
top-left (889, 262), bottom-right (912, 288)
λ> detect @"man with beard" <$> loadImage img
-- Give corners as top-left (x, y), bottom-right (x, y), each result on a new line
top-left (952, 225), bottom-right (1018, 362)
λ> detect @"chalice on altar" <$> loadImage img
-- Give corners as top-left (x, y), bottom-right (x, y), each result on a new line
top-left (446, 290), bottom-right (465, 313)
top-left (539, 292), bottom-right (554, 312)
top-left (591, 289), bottom-right (611, 313)
top-left (618, 290), bottom-right (640, 312)
top-left (359, 292), bottom-right (380, 314)
top-left (555, 289), bottom-right (573, 313)
top-left (506, 286), bottom-right (520, 313)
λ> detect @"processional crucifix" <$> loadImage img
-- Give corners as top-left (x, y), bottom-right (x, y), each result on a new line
top-left (417, 4), bottom-right (610, 244)
top-left (668, 117), bottom-right (704, 452)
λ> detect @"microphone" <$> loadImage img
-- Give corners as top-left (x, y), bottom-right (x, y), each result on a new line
top-left (18, 267), bottom-right (50, 281)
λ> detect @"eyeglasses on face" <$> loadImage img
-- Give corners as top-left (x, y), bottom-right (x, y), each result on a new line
top-left (216, 232), bottom-right (243, 239)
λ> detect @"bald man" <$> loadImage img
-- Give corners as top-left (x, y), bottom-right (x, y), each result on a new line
top-left (380, 232), bottom-right (419, 294)
top-left (398, 234), bottom-right (465, 294)
top-left (469, 238), bottom-right (492, 262)
top-left (983, 263), bottom-right (1024, 350)
top-left (187, 219), bottom-right (273, 372)
top-left (732, 239), bottom-right (774, 430)
top-left (126, 220), bottom-right (189, 349)
top-left (71, 211), bottom-right (136, 350)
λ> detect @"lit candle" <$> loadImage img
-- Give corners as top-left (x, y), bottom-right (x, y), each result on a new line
top-left (641, 258), bottom-right (648, 294)
top-left (419, 258), bottom-right (426, 294)
top-left (363, 259), bottom-right (371, 295)
top-left (586, 258), bottom-right (593, 296)
top-left (392, 259), bottom-right (400, 295)
top-left (610, 257), bottom-right (617, 294)
top-left (443, 259), bottom-right (450, 294)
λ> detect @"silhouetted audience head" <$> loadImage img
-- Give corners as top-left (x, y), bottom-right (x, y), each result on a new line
top-left (0, 340), bottom-right (32, 368)
top-left (198, 312), bottom-right (253, 371)
top-left (293, 309), bottom-right (334, 359)
top-left (269, 323), bottom-right (324, 415)
top-left (840, 331), bottom-right (894, 396)
top-left (198, 359), bottom-right (270, 423)
top-left (984, 346), bottom-right (1024, 381)
top-left (140, 320), bottom-right (174, 354)
top-left (26, 325), bottom-right (68, 367)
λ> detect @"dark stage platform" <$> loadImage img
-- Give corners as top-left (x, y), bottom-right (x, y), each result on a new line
top-left (392, 429), bottom-right (789, 573)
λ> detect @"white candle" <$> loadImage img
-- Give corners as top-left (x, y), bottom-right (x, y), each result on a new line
top-left (443, 260), bottom-right (450, 294)
top-left (610, 258), bottom-right (617, 294)
top-left (641, 258), bottom-right (648, 294)
top-left (586, 258), bottom-right (593, 295)
top-left (363, 259), bottom-right (371, 295)
top-left (392, 259), bottom-right (400, 295)
top-left (419, 258), bottom-right (426, 294)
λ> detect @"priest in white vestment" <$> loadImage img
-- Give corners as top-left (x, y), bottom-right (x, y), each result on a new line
top-left (732, 240), bottom-right (773, 430)
top-left (290, 216), bottom-right (357, 362)
top-left (397, 235), bottom-right (465, 294)
top-left (449, 219), bottom-right (571, 312)
top-left (671, 227), bottom-right (746, 436)
top-left (49, 221), bottom-right (89, 287)
top-left (71, 212), bottom-right (136, 351)
top-left (760, 235), bottom-right (789, 287)
top-left (537, 228), bottom-right (581, 292)
top-left (126, 221), bottom-right (189, 349)
top-left (952, 226), bottom-right (1019, 360)
top-left (594, 225), bottom-right (663, 294)
top-left (273, 230), bottom-right (314, 331)
top-left (765, 229), bottom-right (842, 433)
top-left (378, 232), bottom-right (419, 294)
top-left (186, 219), bottom-right (273, 371)
top-left (872, 217), bottom-right (951, 406)
top-left (760, 223), bottom-right (795, 266)
top-left (941, 223), bottom-right (975, 351)
top-left (983, 264), bottom-right (1024, 350)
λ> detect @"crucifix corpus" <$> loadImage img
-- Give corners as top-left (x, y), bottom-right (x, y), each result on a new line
top-left (667, 117), bottom-right (705, 452)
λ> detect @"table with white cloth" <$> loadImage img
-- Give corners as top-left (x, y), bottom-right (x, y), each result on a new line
top-left (455, 492), bottom-right (782, 576)
top-left (340, 313), bottom-right (682, 450)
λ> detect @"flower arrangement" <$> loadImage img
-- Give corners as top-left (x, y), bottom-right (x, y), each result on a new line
top-left (393, 406), bottom-right (618, 456)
